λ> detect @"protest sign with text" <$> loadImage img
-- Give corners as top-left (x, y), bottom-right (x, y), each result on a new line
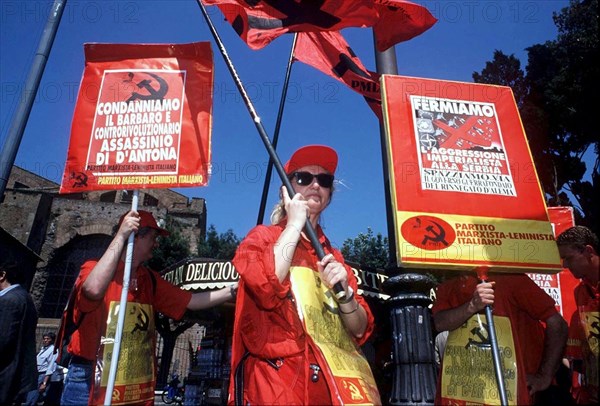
top-left (60, 42), bottom-right (214, 193)
top-left (527, 206), bottom-right (579, 321)
top-left (381, 75), bottom-right (561, 273)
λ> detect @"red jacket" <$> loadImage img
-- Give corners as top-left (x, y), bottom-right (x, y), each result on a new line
top-left (229, 223), bottom-right (375, 405)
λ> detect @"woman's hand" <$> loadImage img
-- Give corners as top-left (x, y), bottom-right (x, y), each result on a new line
top-left (318, 253), bottom-right (349, 295)
top-left (318, 254), bottom-right (367, 338)
top-left (282, 186), bottom-right (308, 230)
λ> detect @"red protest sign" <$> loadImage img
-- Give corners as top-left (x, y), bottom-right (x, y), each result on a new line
top-left (527, 206), bottom-right (579, 321)
top-left (381, 75), bottom-right (561, 273)
top-left (60, 42), bottom-right (213, 193)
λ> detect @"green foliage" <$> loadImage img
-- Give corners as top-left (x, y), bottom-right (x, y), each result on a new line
top-left (472, 50), bottom-right (527, 107)
top-left (473, 0), bottom-right (598, 233)
top-left (197, 224), bottom-right (241, 260)
top-left (147, 217), bottom-right (191, 272)
top-left (341, 228), bottom-right (389, 269)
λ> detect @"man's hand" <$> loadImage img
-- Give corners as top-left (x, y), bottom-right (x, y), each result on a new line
top-left (467, 281), bottom-right (495, 313)
top-left (434, 280), bottom-right (496, 332)
top-left (527, 313), bottom-right (568, 397)
top-left (117, 210), bottom-right (140, 240)
top-left (526, 372), bottom-right (552, 396)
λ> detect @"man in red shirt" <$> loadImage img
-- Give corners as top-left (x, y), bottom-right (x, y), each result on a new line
top-left (60, 210), bottom-right (237, 406)
top-left (432, 273), bottom-right (567, 405)
top-left (557, 226), bottom-right (599, 404)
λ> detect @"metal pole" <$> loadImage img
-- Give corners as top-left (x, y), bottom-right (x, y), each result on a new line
top-left (374, 33), bottom-right (437, 405)
top-left (103, 190), bottom-right (139, 405)
top-left (372, 35), bottom-right (398, 267)
top-left (0, 0), bottom-right (67, 197)
top-left (197, 0), bottom-right (346, 300)
top-left (256, 34), bottom-right (298, 225)
top-left (476, 266), bottom-right (509, 406)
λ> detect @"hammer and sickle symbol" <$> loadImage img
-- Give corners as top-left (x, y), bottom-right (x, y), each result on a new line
top-left (70, 171), bottom-right (88, 188)
top-left (422, 221), bottom-right (449, 246)
top-left (322, 289), bottom-right (339, 314)
top-left (588, 317), bottom-right (600, 340)
top-left (126, 72), bottom-right (169, 103)
top-left (343, 381), bottom-right (364, 401)
top-left (465, 324), bottom-right (491, 349)
top-left (131, 307), bottom-right (150, 334)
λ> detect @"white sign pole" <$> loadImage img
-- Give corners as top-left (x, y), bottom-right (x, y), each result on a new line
top-left (104, 189), bottom-right (139, 405)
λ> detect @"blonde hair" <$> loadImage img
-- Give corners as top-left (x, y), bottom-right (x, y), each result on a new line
top-left (270, 200), bottom-right (286, 225)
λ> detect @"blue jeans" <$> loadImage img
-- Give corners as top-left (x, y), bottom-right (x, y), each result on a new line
top-left (24, 373), bottom-right (45, 405)
top-left (60, 362), bottom-right (93, 405)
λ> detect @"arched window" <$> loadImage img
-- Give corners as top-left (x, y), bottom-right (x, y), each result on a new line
top-left (100, 191), bottom-right (117, 202)
top-left (143, 193), bottom-right (159, 207)
top-left (39, 234), bottom-right (112, 318)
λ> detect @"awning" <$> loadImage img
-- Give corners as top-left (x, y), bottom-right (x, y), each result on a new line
top-left (160, 258), bottom-right (389, 300)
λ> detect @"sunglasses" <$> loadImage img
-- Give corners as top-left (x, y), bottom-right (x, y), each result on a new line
top-left (289, 171), bottom-right (334, 188)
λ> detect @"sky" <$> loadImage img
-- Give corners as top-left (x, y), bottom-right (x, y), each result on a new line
top-left (1, 0), bottom-right (572, 250)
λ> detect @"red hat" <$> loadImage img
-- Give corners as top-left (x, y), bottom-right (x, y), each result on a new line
top-left (283, 145), bottom-right (338, 175)
top-left (119, 210), bottom-right (170, 236)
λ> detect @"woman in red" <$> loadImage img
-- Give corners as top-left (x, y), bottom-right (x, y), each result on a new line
top-left (229, 145), bottom-right (378, 405)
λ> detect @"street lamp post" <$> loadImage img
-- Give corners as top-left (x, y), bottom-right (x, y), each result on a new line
top-left (373, 35), bottom-right (438, 405)
top-left (383, 272), bottom-right (438, 405)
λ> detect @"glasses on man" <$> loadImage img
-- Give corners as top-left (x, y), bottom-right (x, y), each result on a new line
top-left (289, 171), bottom-right (334, 188)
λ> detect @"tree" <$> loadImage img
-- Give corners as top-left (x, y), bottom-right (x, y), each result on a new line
top-left (197, 224), bottom-right (241, 260)
top-left (473, 0), bottom-right (598, 233)
top-left (472, 50), bottom-right (527, 107)
top-left (155, 314), bottom-right (193, 387)
top-left (526, 0), bottom-right (599, 232)
top-left (341, 228), bottom-right (389, 269)
top-left (147, 217), bottom-right (191, 272)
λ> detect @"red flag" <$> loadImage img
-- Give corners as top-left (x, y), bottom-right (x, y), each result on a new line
top-left (294, 32), bottom-right (382, 118)
top-left (203, 0), bottom-right (378, 49)
top-left (373, 0), bottom-right (438, 51)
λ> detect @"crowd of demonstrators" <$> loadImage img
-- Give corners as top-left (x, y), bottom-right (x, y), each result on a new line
top-left (24, 332), bottom-right (55, 406)
top-left (59, 210), bottom-right (237, 406)
top-left (4, 160), bottom-right (597, 406)
top-left (0, 263), bottom-right (38, 405)
top-left (228, 145), bottom-right (379, 405)
top-left (557, 226), bottom-right (599, 405)
top-left (432, 271), bottom-right (568, 405)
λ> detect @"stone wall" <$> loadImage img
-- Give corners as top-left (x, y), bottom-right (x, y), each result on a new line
top-left (0, 166), bottom-right (206, 312)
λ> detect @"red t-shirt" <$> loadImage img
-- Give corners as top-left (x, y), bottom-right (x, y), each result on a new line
top-left (68, 260), bottom-right (191, 360)
top-left (432, 274), bottom-right (558, 405)
top-left (228, 223), bottom-right (375, 405)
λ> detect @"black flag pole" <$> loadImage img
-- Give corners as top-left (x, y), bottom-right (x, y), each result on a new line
top-left (196, 1), bottom-right (346, 300)
top-left (256, 33), bottom-right (298, 226)
top-left (476, 266), bottom-right (509, 406)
